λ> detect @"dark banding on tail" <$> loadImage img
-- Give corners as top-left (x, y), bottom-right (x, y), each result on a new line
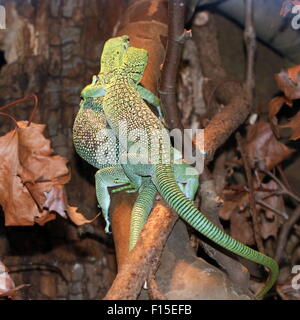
top-left (154, 163), bottom-right (279, 298)
top-left (129, 179), bottom-right (157, 251)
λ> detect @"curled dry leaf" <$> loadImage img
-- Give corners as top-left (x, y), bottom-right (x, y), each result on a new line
top-left (275, 65), bottom-right (300, 100)
top-left (0, 120), bottom-right (93, 226)
top-left (280, 1), bottom-right (300, 16)
top-left (246, 121), bottom-right (294, 170)
top-left (268, 65), bottom-right (300, 141)
top-left (67, 206), bottom-right (100, 226)
top-left (268, 96), bottom-right (293, 136)
top-left (279, 110), bottom-right (300, 141)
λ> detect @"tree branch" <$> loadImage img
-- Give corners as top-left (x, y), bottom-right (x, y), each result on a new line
top-left (159, 0), bottom-right (191, 131)
top-left (244, 0), bottom-right (256, 107)
top-left (107, 2), bottom-right (254, 300)
top-left (104, 202), bottom-right (177, 300)
top-left (191, 12), bottom-right (251, 162)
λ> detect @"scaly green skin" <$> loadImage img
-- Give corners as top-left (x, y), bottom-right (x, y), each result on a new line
top-left (73, 36), bottom-right (151, 234)
top-left (95, 36), bottom-right (279, 298)
top-left (73, 36), bottom-right (198, 250)
top-left (74, 86), bottom-right (197, 248)
top-left (73, 96), bottom-right (136, 232)
top-left (129, 178), bottom-right (156, 250)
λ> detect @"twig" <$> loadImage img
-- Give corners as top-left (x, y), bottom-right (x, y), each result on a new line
top-left (275, 206), bottom-right (300, 262)
top-left (230, 184), bottom-right (288, 219)
top-left (255, 199), bottom-right (288, 219)
top-left (159, 0), bottom-right (191, 131)
top-left (236, 132), bottom-right (265, 254)
top-left (260, 168), bottom-right (300, 203)
top-left (0, 94), bottom-right (39, 126)
top-left (276, 165), bottom-right (293, 192)
top-left (0, 111), bottom-right (19, 127)
top-left (244, 0), bottom-right (256, 107)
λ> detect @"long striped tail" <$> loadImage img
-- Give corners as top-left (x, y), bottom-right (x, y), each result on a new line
top-left (154, 163), bottom-right (279, 299)
top-left (129, 179), bottom-right (157, 251)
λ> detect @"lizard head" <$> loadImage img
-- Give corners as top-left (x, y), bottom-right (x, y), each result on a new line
top-left (100, 35), bottom-right (130, 74)
top-left (120, 46), bottom-right (148, 83)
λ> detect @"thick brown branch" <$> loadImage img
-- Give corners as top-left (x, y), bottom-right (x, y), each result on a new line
top-left (107, 3), bottom-right (253, 301)
top-left (147, 270), bottom-right (167, 300)
top-left (104, 202), bottom-right (178, 300)
top-left (192, 13), bottom-right (251, 162)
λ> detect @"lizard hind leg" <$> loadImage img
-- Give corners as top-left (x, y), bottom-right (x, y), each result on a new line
top-left (129, 178), bottom-right (157, 251)
top-left (174, 163), bottom-right (199, 200)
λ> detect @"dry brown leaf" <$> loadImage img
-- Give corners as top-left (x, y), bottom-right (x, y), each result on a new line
top-left (17, 121), bottom-right (69, 183)
top-left (219, 189), bottom-right (255, 246)
top-left (280, 1), bottom-right (300, 16)
top-left (246, 121), bottom-right (294, 170)
top-left (67, 206), bottom-right (100, 226)
top-left (0, 129), bottom-right (41, 225)
top-left (230, 211), bottom-right (255, 246)
top-left (268, 96), bottom-right (293, 137)
top-left (280, 110), bottom-right (300, 141)
top-left (0, 120), bottom-right (93, 226)
top-left (268, 96), bottom-right (293, 121)
top-left (221, 182), bottom-right (284, 242)
top-left (275, 65), bottom-right (300, 100)
top-left (219, 188), bottom-right (248, 220)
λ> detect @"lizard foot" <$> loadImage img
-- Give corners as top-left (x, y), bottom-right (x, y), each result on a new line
top-left (112, 181), bottom-right (138, 193)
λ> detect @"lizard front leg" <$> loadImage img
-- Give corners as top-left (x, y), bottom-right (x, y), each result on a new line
top-left (136, 85), bottom-right (163, 120)
top-left (95, 166), bottom-right (131, 233)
